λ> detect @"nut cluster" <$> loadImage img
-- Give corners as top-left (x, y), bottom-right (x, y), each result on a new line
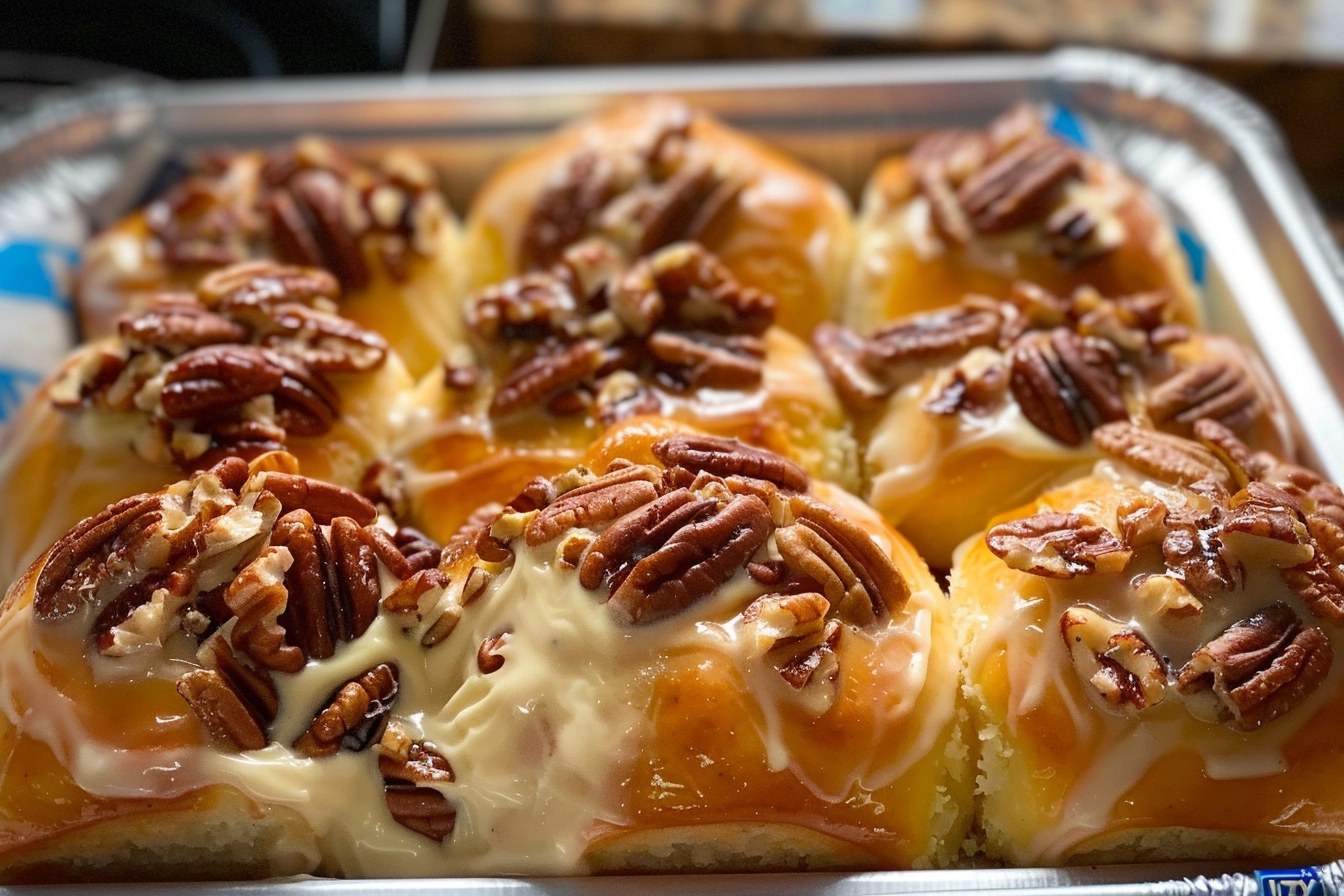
top-left (146, 138), bottom-right (444, 288)
top-left (986, 419), bottom-right (1341, 731)
top-left (459, 240), bottom-right (775, 421)
top-left (50, 262), bottom-right (388, 469)
top-left (520, 102), bottom-right (742, 270)
top-left (814, 281), bottom-right (1256, 448)
top-left (400, 434), bottom-right (910, 710)
top-left (32, 454), bottom-right (450, 840)
top-left (904, 103), bottom-right (1116, 259)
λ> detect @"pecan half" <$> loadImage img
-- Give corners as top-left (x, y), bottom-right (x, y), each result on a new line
top-left (490, 339), bottom-right (604, 417)
top-left (1009, 328), bottom-right (1126, 446)
top-left (521, 149), bottom-right (618, 270)
top-left (270, 353), bottom-right (340, 437)
top-left (608, 493), bottom-right (771, 626)
top-left (294, 663), bottom-right (400, 757)
top-left (199, 261), bottom-right (341, 312)
top-left (255, 303), bottom-right (388, 373)
top-left (810, 323), bottom-right (890, 408)
top-left (865, 303), bottom-right (1003, 372)
top-left (525, 464), bottom-right (663, 546)
top-left (1283, 512), bottom-right (1344, 625)
top-left (1061, 606), bottom-right (1168, 715)
top-left (119, 302), bottom-right (250, 350)
top-left (177, 637), bottom-right (278, 752)
top-left (986, 512), bottom-right (1131, 578)
top-left (651, 434), bottom-right (810, 494)
top-left (1093, 422), bottom-right (1234, 488)
top-left (1148, 359), bottom-right (1259, 435)
top-left (34, 493), bottom-right (163, 620)
top-left (786, 494), bottom-right (910, 621)
top-left (1177, 603), bottom-right (1332, 731)
top-left (957, 134), bottom-right (1081, 233)
top-left (160, 345), bottom-right (286, 420)
top-left (384, 785), bottom-right (457, 843)
top-left (1220, 482), bottom-right (1313, 568)
top-left (647, 331), bottom-right (764, 389)
top-left (577, 487), bottom-right (716, 591)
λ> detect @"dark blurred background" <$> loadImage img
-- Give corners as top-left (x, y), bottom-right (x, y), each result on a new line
top-left (4, 0), bottom-right (1344, 222)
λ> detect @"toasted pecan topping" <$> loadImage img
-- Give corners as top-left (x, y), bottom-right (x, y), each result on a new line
top-left (1284, 512), bottom-right (1344, 625)
top-left (986, 512), bottom-right (1131, 579)
top-left (520, 104), bottom-right (737, 270)
top-left (383, 785), bottom-right (457, 843)
top-left (865, 304), bottom-right (1003, 371)
top-left (59, 262), bottom-right (386, 469)
top-left (526, 464), bottom-right (663, 546)
top-left (177, 637), bottom-right (278, 752)
top-left (1178, 603), bottom-right (1332, 731)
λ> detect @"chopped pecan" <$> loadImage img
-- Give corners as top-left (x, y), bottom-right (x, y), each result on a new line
top-left (787, 494), bottom-right (910, 620)
top-left (160, 345), bottom-right (286, 420)
top-left (595, 370), bottom-right (662, 424)
top-left (922, 358), bottom-right (1010, 417)
top-left (1093, 422), bottom-right (1234, 488)
top-left (1009, 328), bottom-right (1126, 446)
top-left (1283, 512), bottom-right (1344, 625)
top-left (647, 331), bottom-right (764, 389)
top-left (1116, 494), bottom-right (1168, 550)
top-left (608, 493), bottom-right (771, 626)
top-left (525, 464), bottom-right (663, 546)
top-left (381, 568), bottom-right (448, 619)
top-left (957, 134), bottom-right (1081, 233)
top-left (1134, 574), bottom-right (1203, 618)
top-left (778, 620), bottom-right (842, 690)
top-left (119, 302), bottom-right (250, 350)
top-left (34, 492), bottom-right (164, 621)
top-left (1220, 482), bottom-right (1313, 568)
top-left (864, 303), bottom-right (1003, 372)
top-left (1045, 205), bottom-right (1122, 261)
top-left (741, 591), bottom-right (829, 653)
top-left (378, 724), bottom-right (454, 784)
top-left (642, 242), bottom-right (774, 337)
top-left (986, 512), bottom-right (1131, 579)
top-left (1161, 508), bottom-right (1240, 596)
top-left (1060, 606), bottom-right (1168, 715)
top-left (226, 545), bottom-right (304, 673)
top-left (810, 323), bottom-right (890, 408)
top-left (294, 663), bottom-right (400, 757)
top-left (477, 630), bottom-right (510, 674)
top-left (490, 339), bottom-right (604, 417)
top-left (651, 434), bottom-right (810, 493)
top-left (1148, 360), bottom-right (1259, 435)
top-left (775, 620), bottom-right (844, 715)
top-left (467, 272), bottom-right (584, 343)
top-left (1177, 603), bottom-right (1332, 731)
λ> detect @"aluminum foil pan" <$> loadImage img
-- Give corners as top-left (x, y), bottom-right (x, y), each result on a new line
top-left (0, 46), bottom-right (1341, 895)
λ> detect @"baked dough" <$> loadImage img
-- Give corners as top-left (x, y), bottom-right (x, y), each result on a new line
top-left (953, 419), bottom-right (1344, 864)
